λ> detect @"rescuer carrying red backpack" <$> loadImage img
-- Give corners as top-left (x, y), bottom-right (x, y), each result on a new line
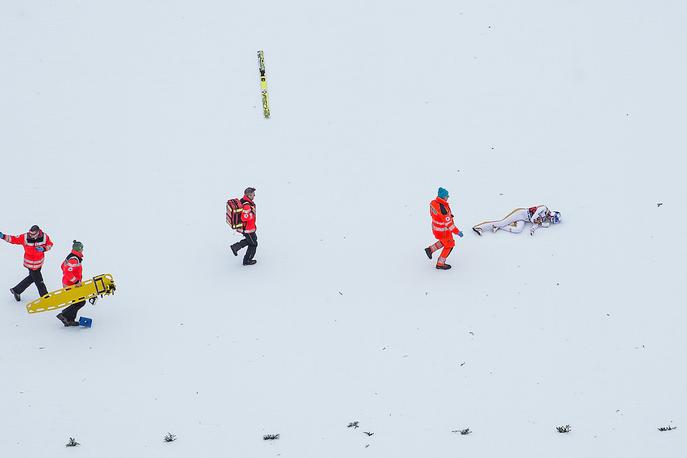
top-left (424, 187), bottom-right (463, 270)
top-left (229, 187), bottom-right (258, 266)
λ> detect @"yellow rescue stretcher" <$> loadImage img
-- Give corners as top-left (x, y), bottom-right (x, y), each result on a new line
top-left (26, 274), bottom-right (116, 314)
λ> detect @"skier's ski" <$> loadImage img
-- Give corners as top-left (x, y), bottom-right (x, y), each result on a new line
top-left (257, 50), bottom-right (270, 118)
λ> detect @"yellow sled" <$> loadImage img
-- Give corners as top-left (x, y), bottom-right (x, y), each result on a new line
top-left (26, 274), bottom-right (116, 314)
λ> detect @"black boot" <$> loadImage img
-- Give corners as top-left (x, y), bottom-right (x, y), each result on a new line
top-left (243, 259), bottom-right (257, 266)
top-left (436, 264), bottom-right (452, 270)
top-left (57, 313), bottom-right (79, 326)
top-left (230, 244), bottom-right (240, 256)
top-left (10, 288), bottom-right (20, 302)
top-left (425, 247), bottom-right (433, 259)
top-left (57, 313), bottom-right (70, 326)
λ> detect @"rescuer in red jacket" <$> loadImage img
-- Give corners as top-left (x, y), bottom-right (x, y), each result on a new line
top-left (1, 225), bottom-right (53, 300)
top-left (230, 187), bottom-right (258, 266)
top-left (424, 188), bottom-right (463, 270)
top-left (56, 240), bottom-right (85, 327)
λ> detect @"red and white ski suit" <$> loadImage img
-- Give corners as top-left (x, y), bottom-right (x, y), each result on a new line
top-left (2, 232), bottom-right (53, 270)
top-left (472, 205), bottom-right (551, 235)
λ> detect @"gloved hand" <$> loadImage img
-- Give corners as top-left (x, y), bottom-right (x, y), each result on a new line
top-left (457, 231), bottom-right (464, 237)
top-left (0, 232), bottom-right (4, 238)
top-left (35, 246), bottom-right (45, 252)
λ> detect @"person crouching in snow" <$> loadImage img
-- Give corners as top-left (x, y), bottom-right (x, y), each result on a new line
top-left (472, 205), bottom-right (561, 236)
top-left (56, 241), bottom-right (86, 327)
top-left (425, 187), bottom-right (463, 270)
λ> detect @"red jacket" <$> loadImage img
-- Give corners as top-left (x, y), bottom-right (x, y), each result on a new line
top-left (2, 231), bottom-right (53, 270)
top-left (430, 197), bottom-right (460, 239)
top-left (241, 195), bottom-right (256, 233)
top-left (61, 250), bottom-right (83, 287)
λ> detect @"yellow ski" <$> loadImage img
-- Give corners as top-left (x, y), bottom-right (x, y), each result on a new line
top-left (258, 50), bottom-right (270, 118)
top-left (26, 274), bottom-right (116, 314)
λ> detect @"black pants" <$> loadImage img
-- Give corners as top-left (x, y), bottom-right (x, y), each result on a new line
top-left (62, 300), bottom-right (86, 321)
top-left (13, 268), bottom-right (48, 297)
top-left (232, 232), bottom-right (258, 263)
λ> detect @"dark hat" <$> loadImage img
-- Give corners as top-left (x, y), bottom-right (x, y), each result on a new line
top-left (244, 187), bottom-right (256, 194)
top-left (29, 225), bottom-right (40, 233)
top-left (72, 240), bottom-right (84, 252)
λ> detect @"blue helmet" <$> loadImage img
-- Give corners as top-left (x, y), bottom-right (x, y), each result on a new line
top-left (550, 211), bottom-right (561, 224)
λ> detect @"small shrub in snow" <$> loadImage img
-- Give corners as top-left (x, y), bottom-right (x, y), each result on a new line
top-left (347, 421), bottom-right (359, 429)
top-left (556, 425), bottom-right (572, 433)
top-left (263, 434), bottom-right (280, 440)
top-left (65, 437), bottom-right (80, 447)
top-left (451, 427), bottom-right (471, 435)
top-left (164, 433), bottom-right (177, 443)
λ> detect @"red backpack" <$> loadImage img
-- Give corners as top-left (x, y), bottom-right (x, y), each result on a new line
top-left (226, 198), bottom-right (244, 230)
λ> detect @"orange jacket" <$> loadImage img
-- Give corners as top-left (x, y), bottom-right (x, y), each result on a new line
top-left (2, 231), bottom-right (53, 270)
top-left (61, 250), bottom-right (83, 286)
top-left (430, 197), bottom-right (460, 239)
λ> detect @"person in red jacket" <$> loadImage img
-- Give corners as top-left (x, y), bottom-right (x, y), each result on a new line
top-left (424, 188), bottom-right (463, 270)
top-left (230, 187), bottom-right (258, 266)
top-left (56, 240), bottom-right (85, 327)
top-left (1, 225), bottom-right (53, 300)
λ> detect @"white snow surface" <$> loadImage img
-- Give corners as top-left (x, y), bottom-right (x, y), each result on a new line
top-left (1, 1), bottom-right (686, 457)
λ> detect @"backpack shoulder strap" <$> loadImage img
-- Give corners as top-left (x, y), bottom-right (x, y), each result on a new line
top-left (64, 253), bottom-right (82, 265)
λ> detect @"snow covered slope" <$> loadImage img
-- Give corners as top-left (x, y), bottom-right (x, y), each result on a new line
top-left (1, 1), bottom-right (686, 456)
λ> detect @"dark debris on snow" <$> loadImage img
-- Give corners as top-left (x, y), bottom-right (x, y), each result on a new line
top-left (65, 437), bottom-right (80, 447)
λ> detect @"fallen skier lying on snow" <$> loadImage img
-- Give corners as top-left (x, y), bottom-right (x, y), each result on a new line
top-left (472, 205), bottom-right (561, 236)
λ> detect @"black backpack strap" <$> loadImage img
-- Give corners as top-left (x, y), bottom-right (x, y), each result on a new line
top-left (241, 197), bottom-right (255, 211)
top-left (64, 252), bottom-right (82, 265)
